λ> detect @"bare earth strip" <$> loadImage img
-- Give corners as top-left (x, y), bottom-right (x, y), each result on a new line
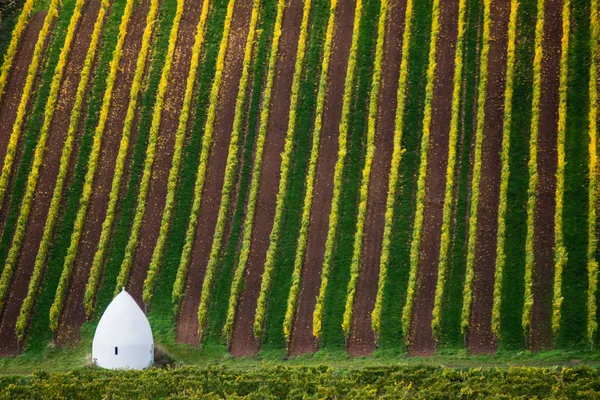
top-left (179, 0), bottom-right (304, 346)
top-left (173, 0), bottom-right (253, 346)
top-left (0, 0), bottom-right (102, 354)
top-left (125, 0), bottom-right (205, 306)
top-left (346, 0), bottom-right (406, 357)
top-left (54, 0), bottom-right (151, 344)
top-left (531, 0), bottom-right (562, 352)
top-left (467, 0), bottom-right (510, 355)
top-left (409, 0), bottom-right (458, 356)
top-left (287, 0), bottom-right (356, 357)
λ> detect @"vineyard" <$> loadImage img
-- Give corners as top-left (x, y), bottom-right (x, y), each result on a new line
top-left (0, 0), bottom-right (598, 365)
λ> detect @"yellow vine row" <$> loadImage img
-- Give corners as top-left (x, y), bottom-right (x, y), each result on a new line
top-left (14, 0), bottom-right (109, 341)
top-left (551, 0), bottom-right (570, 339)
top-left (587, 0), bottom-right (599, 346)
top-left (67, 0), bottom-right (135, 317)
top-left (163, 0), bottom-right (213, 312)
top-left (251, 0), bottom-right (314, 340)
top-left (161, 0), bottom-right (236, 317)
top-left (282, 0), bottom-right (330, 344)
top-left (370, 0), bottom-right (414, 339)
top-left (0, 0), bottom-right (63, 318)
top-left (430, 0), bottom-right (467, 340)
top-left (522, 0), bottom-right (545, 340)
top-left (195, 0), bottom-right (283, 339)
top-left (144, 0), bottom-right (211, 306)
top-left (0, 0), bottom-right (35, 102)
top-left (312, 0), bottom-right (363, 340)
top-left (460, 0), bottom-right (492, 334)
top-left (0, 0), bottom-right (61, 213)
top-left (341, 0), bottom-right (387, 338)
top-left (112, 0), bottom-right (187, 298)
top-left (491, 0), bottom-right (519, 338)
top-left (400, 0), bottom-right (441, 341)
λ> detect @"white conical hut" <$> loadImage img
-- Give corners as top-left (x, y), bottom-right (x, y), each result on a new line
top-left (92, 289), bottom-right (154, 370)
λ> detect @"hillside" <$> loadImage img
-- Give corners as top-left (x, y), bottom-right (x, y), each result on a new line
top-left (0, 0), bottom-right (598, 369)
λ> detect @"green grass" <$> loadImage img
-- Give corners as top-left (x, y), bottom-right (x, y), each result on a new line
top-left (0, 0), bottom-right (26, 63)
top-left (376, 0), bottom-right (432, 350)
top-left (260, 0), bottom-right (329, 351)
top-left (499, 0), bottom-right (536, 350)
top-left (438, 0), bottom-right (481, 349)
top-left (319, 0), bottom-right (379, 349)
top-left (559, 0), bottom-right (591, 347)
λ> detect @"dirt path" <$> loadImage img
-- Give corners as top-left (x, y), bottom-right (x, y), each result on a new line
top-left (287, 0), bottom-right (356, 357)
top-left (125, 0), bottom-right (205, 307)
top-left (531, 0), bottom-right (562, 352)
top-left (0, 0), bottom-right (103, 354)
top-left (347, 0), bottom-right (406, 357)
top-left (467, 0), bottom-right (510, 355)
top-left (409, 0), bottom-right (459, 357)
top-left (179, 0), bottom-right (304, 347)
top-left (53, 0), bottom-right (150, 344)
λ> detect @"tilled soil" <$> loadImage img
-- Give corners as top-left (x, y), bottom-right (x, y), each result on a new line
top-left (531, 0), bottom-right (562, 352)
top-left (228, 0), bottom-right (305, 358)
top-left (409, 0), bottom-right (459, 357)
top-left (287, 0), bottom-right (356, 357)
top-left (54, 0), bottom-right (150, 344)
top-left (0, 13), bottom-right (47, 224)
top-left (180, 0), bottom-right (304, 348)
top-left (173, 0), bottom-right (254, 345)
top-left (347, 0), bottom-right (406, 357)
top-left (125, 0), bottom-right (205, 307)
top-left (0, 0), bottom-right (102, 354)
top-left (467, 0), bottom-right (510, 355)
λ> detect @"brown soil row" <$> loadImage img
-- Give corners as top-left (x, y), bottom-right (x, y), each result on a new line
top-left (173, 0), bottom-right (254, 347)
top-left (0, 0), bottom-right (102, 355)
top-left (0, 13), bottom-right (47, 228)
top-left (467, 0), bottom-right (510, 355)
top-left (226, 0), bottom-right (305, 356)
top-left (287, 0), bottom-right (357, 357)
top-left (125, 0), bottom-right (205, 307)
top-left (409, 0), bottom-right (459, 357)
top-left (531, 0), bottom-right (562, 352)
top-left (346, 0), bottom-right (406, 358)
top-left (54, 0), bottom-right (151, 344)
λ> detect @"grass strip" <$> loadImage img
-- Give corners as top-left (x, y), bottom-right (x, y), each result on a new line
top-left (400, 0), bottom-right (441, 341)
top-left (460, 0), bottom-right (492, 334)
top-left (311, 0), bottom-right (363, 340)
top-left (551, 0), bottom-right (570, 339)
top-left (430, 0), bottom-right (467, 340)
top-left (522, 0), bottom-right (545, 340)
top-left (141, 0), bottom-right (210, 306)
top-left (491, 0), bottom-right (519, 339)
top-left (341, 0), bottom-right (387, 338)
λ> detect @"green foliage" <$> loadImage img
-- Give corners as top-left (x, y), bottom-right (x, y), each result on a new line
top-left (1, 366), bottom-right (600, 398)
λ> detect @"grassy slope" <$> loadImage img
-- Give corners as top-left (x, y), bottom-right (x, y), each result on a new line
top-left (498, 0), bottom-right (536, 350)
top-left (438, 0), bottom-right (481, 349)
top-left (559, 0), bottom-right (590, 347)
top-left (320, 0), bottom-right (380, 350)
top-left (376, 0), bottom-right (432, 350)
